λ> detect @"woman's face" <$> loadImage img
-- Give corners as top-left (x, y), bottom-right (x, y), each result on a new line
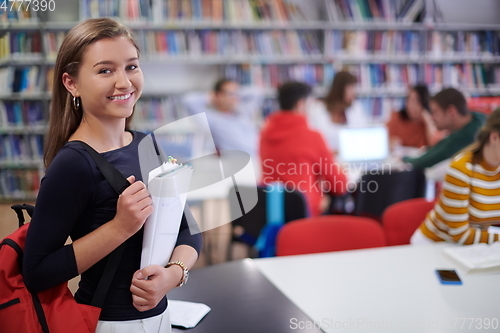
top-left (68, 36), bottom-right (143, 123)
top-left (406, 90), bottom-right (423, 121)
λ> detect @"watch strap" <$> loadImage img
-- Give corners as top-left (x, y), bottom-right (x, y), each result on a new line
top-left (166, 261), bottom-right (188, 287)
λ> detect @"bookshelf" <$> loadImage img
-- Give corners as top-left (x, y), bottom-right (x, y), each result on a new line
top-left (0, 7), bottom-right (46, 201)
top-left (0, 0), bottom-right (500, 200)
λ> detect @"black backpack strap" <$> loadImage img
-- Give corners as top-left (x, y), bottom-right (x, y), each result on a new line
top-left (72, 141), bottom-right (131, 308)
top-left (90, 244), bottom-right (126, 308)
top-left (73, 141), bottom-right (131, 195)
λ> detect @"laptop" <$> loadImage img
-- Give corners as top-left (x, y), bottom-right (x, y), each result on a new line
top-left (337, 126), bottom-right (390, 165)
top-left (337, 126), bottom-right (393, 183)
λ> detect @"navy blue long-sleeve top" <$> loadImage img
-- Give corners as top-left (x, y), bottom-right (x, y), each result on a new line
top-left (22, 130), bottom-right (202, 321)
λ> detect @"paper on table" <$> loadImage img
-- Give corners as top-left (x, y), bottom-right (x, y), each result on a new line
top-left (442, 242), bottom-right (500, 274)
top-left (140, 162), bottom-right (193, 269)
top-left (168, 300), bottom-right (211, 328)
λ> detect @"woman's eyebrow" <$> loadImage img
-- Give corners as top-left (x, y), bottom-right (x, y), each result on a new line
top-left (93, 57), bottom-right (139, 67)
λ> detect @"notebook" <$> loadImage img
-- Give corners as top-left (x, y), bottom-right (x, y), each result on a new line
top-left (338, 126), bottom-right (390, 164)
top-left (140, 161), bottom-right (194, 269)
top-left (169, 300), bottom-right (211, 329)
top-left (442, 242), bottom-right (500, 274)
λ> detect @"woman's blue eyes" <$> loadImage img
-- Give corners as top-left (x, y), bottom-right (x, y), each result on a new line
top-left (98, 65), bottom-right (138, 74)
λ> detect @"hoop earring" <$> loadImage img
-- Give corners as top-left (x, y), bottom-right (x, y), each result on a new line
top-left (72, 96), bottom-right (80, 111)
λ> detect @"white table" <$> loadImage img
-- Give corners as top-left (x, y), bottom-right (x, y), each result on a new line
top-left (254, 244), bottom-right (500, 333)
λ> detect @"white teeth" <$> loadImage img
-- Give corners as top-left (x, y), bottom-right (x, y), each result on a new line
top-left (108, 93), bottom-right (131, 100)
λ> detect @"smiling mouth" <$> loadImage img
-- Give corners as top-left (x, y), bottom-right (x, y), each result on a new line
top-left (108, 92), bottom-right (133, 100)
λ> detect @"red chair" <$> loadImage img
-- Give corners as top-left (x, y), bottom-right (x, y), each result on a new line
top-left (382, 198), bottom-right (436, 246)
top-left (276, 216), bottom-right (386, 256)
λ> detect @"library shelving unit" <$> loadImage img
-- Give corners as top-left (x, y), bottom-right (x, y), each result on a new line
top-left (0, 5), bottom-right (47, 201)
top-left (1, 0), bottom-right (500, 200)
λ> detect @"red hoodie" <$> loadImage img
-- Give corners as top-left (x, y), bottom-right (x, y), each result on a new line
top-left (259, 112), bottom-right (347, 216)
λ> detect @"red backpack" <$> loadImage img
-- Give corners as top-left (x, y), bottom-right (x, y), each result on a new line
top-left (0, 142), bottom-right (130, 333)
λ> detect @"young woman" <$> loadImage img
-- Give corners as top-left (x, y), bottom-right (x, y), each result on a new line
top-left (307, 71), bottom-right (369, 153)
top-left (22, 18), bottom-right (201, 332)
top-left (411, 108), bottom-right (500, 245)
top-left (387, 84), bottom-right (445, 149)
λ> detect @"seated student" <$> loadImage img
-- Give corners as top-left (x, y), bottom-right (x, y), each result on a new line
top-left (403, 88), bottom-right (486, 169)
top-left (183, 79), bottom-right (263, 158)
top-left (307, 71), bottom-right (369, 153)
top-left (387, 84), bottom-right (446, 149)
top-left (260, 81), bottom-right (347, 216)
top-left (411, 108), bottom-right (500, 245)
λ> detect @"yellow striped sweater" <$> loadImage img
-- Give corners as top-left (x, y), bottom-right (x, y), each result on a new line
top-left (420, 151), bottom-right (500, 244)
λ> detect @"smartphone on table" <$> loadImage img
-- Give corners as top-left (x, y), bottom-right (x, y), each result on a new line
top-left (435, 269), bottom-right (462, 285)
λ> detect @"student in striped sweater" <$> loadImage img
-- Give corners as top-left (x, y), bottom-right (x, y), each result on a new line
top-left (411, 108), bottom-right (500, 245)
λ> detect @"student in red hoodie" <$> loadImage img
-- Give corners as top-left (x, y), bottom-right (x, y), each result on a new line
top-left (260, 81), bottom-right (348, 216)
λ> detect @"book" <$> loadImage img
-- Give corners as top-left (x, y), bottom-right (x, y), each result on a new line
top-left (356, 0), bottom-right (370, 20)
top-left (326, 0), bottom-right (340, 22)
top-left (0, 168), bottom-right (42, 200)
top-left (132, 97), bottom-right (182, 136)
top-left (402, 0), bottom-right (423, 23)
top-left (368, 0), bottom-right (381, 20)
top-left (0, 0), bottom-right (38, 23)
top-left (212, 0), bottom-right (223, 22)
top-left (169, 300), bottom-right (211, 328)
top-left (443, 242), bottom-right (500, 274)
top-left (223, 63), bottom-right (422, 91)
top-left (140, 161), bottom-right (194, 269)
top-left (138, 30), bottom-right (321, 57)
top-left (140, 0), bottom-right (319, 23)
top-left (325, 0), bottom-right (419, 22)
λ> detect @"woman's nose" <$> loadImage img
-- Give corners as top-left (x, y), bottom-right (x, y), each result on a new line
top-left (115, 70), bottom-right (132, 89)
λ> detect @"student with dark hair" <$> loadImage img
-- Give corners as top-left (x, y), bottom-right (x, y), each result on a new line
top-left (277, 80), bottom-right (312, 110)
top-left (182, 78), bottom-right (263, 158)
top-left (411, 108), bottom-right (500, 245)
top-left (307, 71), bottom-right (369, 152)
top-left (403, 87), bottom-right (485, 170)
top-left (22, 18), bottom-right (201, 332)
top-left (387, 84), bottom-right (445, 148)
top-left (260, 82), bottom-right (347, 216)
top-left (213, 78), bottom-right (234, 94)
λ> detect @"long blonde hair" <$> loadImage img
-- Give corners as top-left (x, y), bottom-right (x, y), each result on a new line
top-left (464, 107), bottom-right (500, 164)
top-left (44, 18), bottom-right (140, 168)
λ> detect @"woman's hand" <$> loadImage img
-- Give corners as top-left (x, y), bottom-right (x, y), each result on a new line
top-left (390, 137), bottom-right (403, 153)
top-left (130, 265), bottom-right (183, 312)
top-left (112, 175), bottom-right (153, 237)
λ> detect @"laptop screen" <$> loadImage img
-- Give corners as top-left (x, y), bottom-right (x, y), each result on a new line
top-left (338, 127), bottom-right (389, 162)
